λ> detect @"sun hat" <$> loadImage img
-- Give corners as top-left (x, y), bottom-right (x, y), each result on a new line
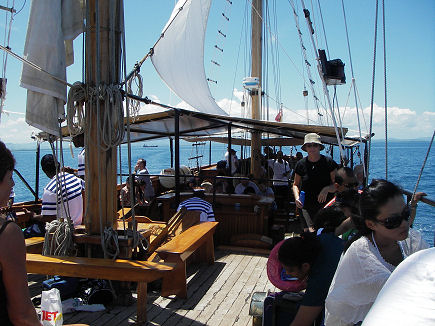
top-left (301, 133), bottom-right (324, 151)
top-left (266, 239), bottom-right (306, 292)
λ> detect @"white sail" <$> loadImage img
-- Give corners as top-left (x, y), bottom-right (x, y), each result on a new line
top-left (151, 0), bottom-right (228, 116)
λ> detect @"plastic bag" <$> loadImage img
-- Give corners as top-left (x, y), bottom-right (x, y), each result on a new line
top-left (41, 288), bottom-right (63, 326)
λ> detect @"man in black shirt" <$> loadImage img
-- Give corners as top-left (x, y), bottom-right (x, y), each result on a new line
top-left (293, 133), bottom-right (337, 231)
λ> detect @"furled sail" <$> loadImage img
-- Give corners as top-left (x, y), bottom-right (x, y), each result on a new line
top-left (151, 0), bottom-right (228, 116)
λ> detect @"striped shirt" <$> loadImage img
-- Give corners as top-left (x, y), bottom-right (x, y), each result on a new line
top-left (41, 172), bottom-right (85, 226)
top-left (77, 148), bottom-right (85, 176)
top-left (177, 197), bottom-right (215, 222)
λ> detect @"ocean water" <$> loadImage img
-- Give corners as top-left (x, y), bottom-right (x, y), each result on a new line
top-left (8, 139), bottom-right (434, 246)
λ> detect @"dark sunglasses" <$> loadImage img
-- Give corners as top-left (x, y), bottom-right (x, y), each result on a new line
top-left (305, 143), bottom-right (319, 148)
top-left (376, 206), bottom-right (410, 229)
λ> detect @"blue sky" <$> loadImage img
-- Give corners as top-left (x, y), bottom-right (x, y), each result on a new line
top-left (0, 0), bottom-right (434, 143)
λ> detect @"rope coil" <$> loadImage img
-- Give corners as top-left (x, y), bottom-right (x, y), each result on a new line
top-left (87, 83), bottom-right (125, 151)
top-left (42, 219), bottom-right (75, 256)
top-left (67, 82), bottom-right (87, 137)
top-left (126, 70), bottom-right (143, 120)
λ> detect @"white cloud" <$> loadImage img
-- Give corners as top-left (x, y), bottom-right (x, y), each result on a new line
top-left (3, 96), bottom-right (432, 144)
top-left (0, 114), bottom-right (39, 143)
top-left (220, 99), bottom-right (434, 140)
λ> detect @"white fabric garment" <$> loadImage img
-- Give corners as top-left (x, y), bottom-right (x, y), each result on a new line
top-left (362, 247), bottom-right (435, 326)
top-left (224, 151), bottom-right (238, 175)
top-left (267, 159), bottom-right (291, 186)
top-left (151, 0), bottom-right (228, 116)
top-left (77, 148), bottom-right (85, 177)
top-left (20, 0), bottom-right (84, 135)
top-left (324, 229), bottom-right (429, 326)
top-left (135, 167), bottom-right (155, 199)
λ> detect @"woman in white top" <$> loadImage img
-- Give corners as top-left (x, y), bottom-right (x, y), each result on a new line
top-left (324, 179), bottom-right (428, 326)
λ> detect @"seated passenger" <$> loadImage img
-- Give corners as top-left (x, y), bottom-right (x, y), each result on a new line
top-left (325, 179), bottom-right (429, 326)
top-left (32, 154), bottom-right (85, 227)
top-left (257, 178), bottom-right (275, 199)
top-left (177, 188), bottom-right (215, 222)
top-left (333, 189), bottom-right (360, 239)
top-left (313, 206), bottom-right (346, 236)
top-left (119, 177), bottom-right (133, 207)
top-left (234, 176), bottom-right (260, 195)
top-left (278, 231), bottom-right (343, 326)
top-left (200, 181), bottom-right (213, 193)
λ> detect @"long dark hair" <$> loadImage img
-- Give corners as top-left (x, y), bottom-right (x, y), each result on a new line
top-left (0, 141), bottom-right (15, 182)
top-left (345, 179), bottom-right (403, 251)
top-left (278, 232), bottom-right (322, 267)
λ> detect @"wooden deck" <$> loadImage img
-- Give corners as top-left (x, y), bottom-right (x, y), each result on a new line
top-left (29, 248), bottom-right (276, 325)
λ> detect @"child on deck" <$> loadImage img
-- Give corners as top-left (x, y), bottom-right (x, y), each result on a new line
top-left (277, 229), bottom-right (343, 326)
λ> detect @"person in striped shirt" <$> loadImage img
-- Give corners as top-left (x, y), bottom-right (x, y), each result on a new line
top-left (177, 189), bottom-right (215, 222)
top-left (34, 154), bottom-right (85, 226)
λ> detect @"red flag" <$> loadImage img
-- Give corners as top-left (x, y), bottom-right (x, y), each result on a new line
top-left (275, 109), bottom-right (283, 122)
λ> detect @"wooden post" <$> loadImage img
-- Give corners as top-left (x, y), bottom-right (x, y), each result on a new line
top-left (85, 0), bottom-right (120, 234)
top-left (250, 0), bottom-right (263, 179)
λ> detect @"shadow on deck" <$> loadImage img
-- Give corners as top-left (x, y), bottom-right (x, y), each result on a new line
top-left (29, 249), bottom-right (275, 325)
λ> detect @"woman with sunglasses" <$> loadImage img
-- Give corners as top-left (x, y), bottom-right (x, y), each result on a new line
top-left (324, 179), bottom-right (428, 326)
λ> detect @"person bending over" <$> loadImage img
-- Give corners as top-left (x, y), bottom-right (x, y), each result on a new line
top-left (278, 231), bottom-right (343, 326)
top-left (177, 189), bottom-right (215, 222)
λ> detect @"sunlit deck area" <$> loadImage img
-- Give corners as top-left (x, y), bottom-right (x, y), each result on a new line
top-left (29, 248), bottom-right (275, 325)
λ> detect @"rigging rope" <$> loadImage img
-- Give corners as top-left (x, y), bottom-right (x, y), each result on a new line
top-left (316, 0), bottom-right (329, 58)
top-left (340, 0), bottom-right (367, 176)
top-left (382, 0), bottom-right (388, 180)
top-left (288, 0), bottom-right (324, 124)
top-left (367, 0), bottom-right (379, 180)
top-left (42, 138), bottom-right (76, 256)
top-left (120, 0), bottom-right (139, 252)
top-left (412, 130), bottom-right (434, 200)
top-left (228, 1), bottom-right (248, 116)
top-left (122, 0), bottom-right (189, 86)
top-left (126, 69), bottom-right (143, 120)
top-left (0, 44), bottom-right (73, 87)
top-left (66, 82), bottom-right (86, 137)
top-left (208, 0), bottom-right (233, 90)
top-left (300, 0), bottom-right (347, 165)
top-left (0, 0), bottom-right (15, 121)
top-left (43, 220), bottom-right (75, 256)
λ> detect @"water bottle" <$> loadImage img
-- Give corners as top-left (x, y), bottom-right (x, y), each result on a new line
top-left (299, 191), bottom-right (305, 206)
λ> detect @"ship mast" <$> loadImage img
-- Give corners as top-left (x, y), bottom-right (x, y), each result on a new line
top-left (85, 0), bottom-right (121, 234)
top-left (250, 0), bottom-right (263, 179)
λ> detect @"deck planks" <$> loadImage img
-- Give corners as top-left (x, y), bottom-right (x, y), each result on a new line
top-left (30, 249), bottom-right (276, 325)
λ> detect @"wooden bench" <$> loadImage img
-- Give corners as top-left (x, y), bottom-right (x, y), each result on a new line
top-left (154, 221), bottom-right (218, 298)
top-left (26, 254), bottom-right (175, 324)
top-left (25, 237), bottom-right (45, 254)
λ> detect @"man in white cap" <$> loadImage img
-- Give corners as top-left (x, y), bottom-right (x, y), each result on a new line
top-left (292, 133), bottom-right (338, 231)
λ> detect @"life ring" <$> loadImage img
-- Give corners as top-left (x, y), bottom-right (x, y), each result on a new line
top-left (267, 239), bottom-right (306, 292)
top-left (159, 165), bottom-right (191, 189)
